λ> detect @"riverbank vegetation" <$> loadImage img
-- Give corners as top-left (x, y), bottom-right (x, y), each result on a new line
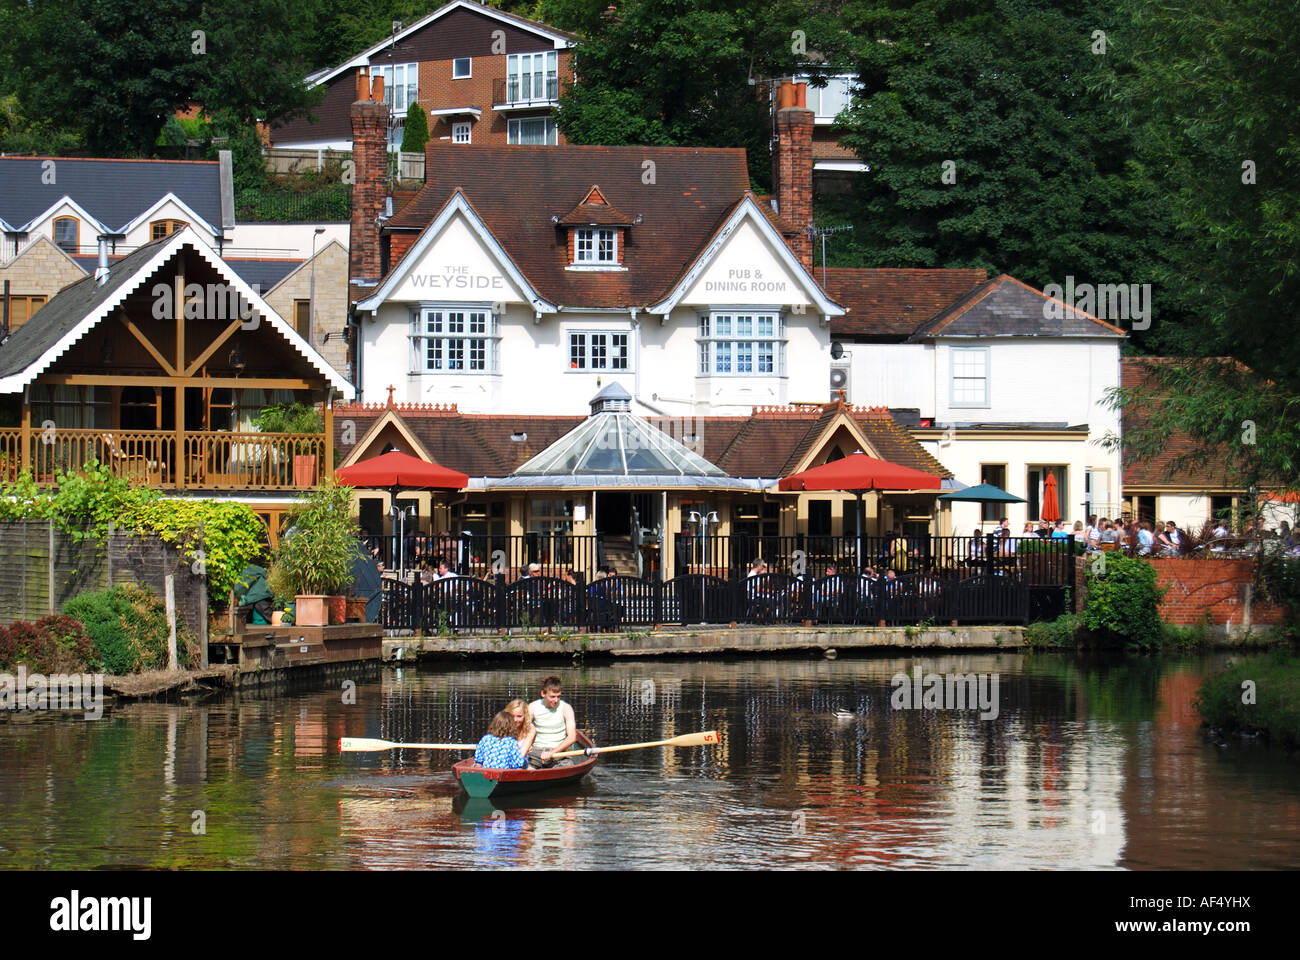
top-left (0, 465), bottom-right (266, 607)
top-left (1195, 650), bottom-right (1300, 749)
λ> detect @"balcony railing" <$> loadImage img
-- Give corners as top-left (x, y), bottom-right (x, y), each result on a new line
top-left (0, 428), bottom-right (326, 490)
top-left (493, 75), bottom-right (559, 106)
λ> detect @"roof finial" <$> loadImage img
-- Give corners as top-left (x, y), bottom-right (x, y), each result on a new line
top-left (386, 384), bottom-right (395, 407)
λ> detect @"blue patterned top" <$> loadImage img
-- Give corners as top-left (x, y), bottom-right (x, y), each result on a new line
top-left (474, 734), bottom-right (527, 769)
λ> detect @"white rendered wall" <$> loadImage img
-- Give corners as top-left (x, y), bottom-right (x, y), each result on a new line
top-left (225, 223), bottom-right (350, 260)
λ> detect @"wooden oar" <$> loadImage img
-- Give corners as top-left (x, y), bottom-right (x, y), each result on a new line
top-left (547, 730), bottom-right (720, 759)
top-left (338, 737), bottom-right (478, 752)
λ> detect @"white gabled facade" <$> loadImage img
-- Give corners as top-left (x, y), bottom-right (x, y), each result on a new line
top-left (356, 196), bottom-right (841, 416)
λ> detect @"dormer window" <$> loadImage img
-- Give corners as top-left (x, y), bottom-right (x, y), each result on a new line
top-left (575, 228), bottom-right (617, 264)
top-left (53, 217), bottom-right (79, 254)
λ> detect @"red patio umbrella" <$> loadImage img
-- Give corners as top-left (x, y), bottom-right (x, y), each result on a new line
top-left (335, 451), bottom-right (468, 576)
top-left (778, 452), bottom-right (941, 493)
top-left (1041, 472), bottom-right (1061, 524)
top-left (334, 450), bottom-right (468, 489)
top-left (778, 453), bottom-right (940, 570)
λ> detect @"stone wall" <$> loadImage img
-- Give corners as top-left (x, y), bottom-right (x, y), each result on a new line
top-left (263, 239), bottom-right (350, 377)
top-left (1074, 555), bottom-right (1286, 628)
top-left (0, 236), bottom-right (88, 324)
top-left (0, 521), bottom-right (208, 640)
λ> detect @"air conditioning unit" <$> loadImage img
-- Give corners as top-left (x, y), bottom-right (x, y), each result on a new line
top-left (829, 361), bottom-right (851, 402)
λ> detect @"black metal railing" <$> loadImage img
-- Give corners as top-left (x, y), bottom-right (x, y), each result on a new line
top-left (362, 533), bottom-right (603, 579)
top-left (382, 568), bottom-right (1032, 633)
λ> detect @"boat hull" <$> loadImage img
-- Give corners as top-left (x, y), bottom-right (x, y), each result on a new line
top-left (453, 731), bottom-right (598, 798)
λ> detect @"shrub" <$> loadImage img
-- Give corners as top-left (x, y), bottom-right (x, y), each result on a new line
top-left (276, 481), bottom-right (360, 595)
top-left (1024, 613), bottom-right (1080, 648)
top-left (1195, 649), bottom-right (1300, 748)
top-left (400, 102), bottom-right (429, 154)
top-left (63, 584), bottom-right (197, 675)
top-left (0, 615), bottom-right (97, 673)
top-left (1079, 552), bottom-right (1167, 647)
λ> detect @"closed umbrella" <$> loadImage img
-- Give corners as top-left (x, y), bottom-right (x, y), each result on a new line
top-left (1041, 472), bottom-right (1061, 524)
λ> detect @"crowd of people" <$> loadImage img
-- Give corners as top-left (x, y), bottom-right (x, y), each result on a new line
top-left (966, 514), bottom-right (1298, 559)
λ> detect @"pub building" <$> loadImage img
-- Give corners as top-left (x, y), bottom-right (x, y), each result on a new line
top-left (344, 72), bottom-right (956, 566)
top-left (0, 227), bottom-right (354, 541)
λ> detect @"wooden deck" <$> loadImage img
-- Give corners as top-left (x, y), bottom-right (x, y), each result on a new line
top-left (210, 622), bottom-right (383, 672)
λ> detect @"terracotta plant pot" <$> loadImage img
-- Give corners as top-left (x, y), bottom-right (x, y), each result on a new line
top-left (293, 454), bottom-right (317, 487)
top-left (271, 610), bottom-right (285, 625)
top-left (346, 597), bottom-right (368, 622)
top-left (326, 595), bottom-right (346, 625)
top-left (296, 595), bottom-right (330, 626)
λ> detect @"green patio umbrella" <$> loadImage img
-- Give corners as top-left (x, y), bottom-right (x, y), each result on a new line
top-left (937, 483), bottom-right (1026, 504)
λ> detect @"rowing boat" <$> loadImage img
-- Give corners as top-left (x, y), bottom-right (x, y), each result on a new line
top-left (453, 731), bottom-right (599, 798)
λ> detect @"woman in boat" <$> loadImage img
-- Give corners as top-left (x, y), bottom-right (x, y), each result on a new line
top-left (505, 698), bottom-right (533, 748)
top-left (474, 710), bottom-right (536, 769)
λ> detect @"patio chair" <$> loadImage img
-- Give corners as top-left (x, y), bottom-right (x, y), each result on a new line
top-left (101, 433), bottom-right (164, 483)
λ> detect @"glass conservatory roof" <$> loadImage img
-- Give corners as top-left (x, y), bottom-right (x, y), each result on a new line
top-left (514, 385), bottom-right (728, 479)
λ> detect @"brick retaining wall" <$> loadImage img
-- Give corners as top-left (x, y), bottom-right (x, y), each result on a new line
top-left (1074, 555), bottom-right (1286, 628)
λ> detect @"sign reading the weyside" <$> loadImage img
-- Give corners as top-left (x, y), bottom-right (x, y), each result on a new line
top-left (389, 215), bottom-right (523, 303)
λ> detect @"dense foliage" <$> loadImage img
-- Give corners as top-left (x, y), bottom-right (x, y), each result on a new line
top-left (62, 584), bottom-right (200, 675)
top-left (401, 102), bottom-right (429, 154)
top-left (1079, 553), bottom-right (1166, 647)
top-left (1023, 612), bottom-right (1080, 648)
top-left (0, 465), bottom-right (266, 606)
top-left (0, 615), bottom-right (98, 673)
top-left (1195, 650), bottom-right (1300, 749)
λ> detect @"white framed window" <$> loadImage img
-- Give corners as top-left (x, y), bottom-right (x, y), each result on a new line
top-left (506, 51), bottom-right (558, 103)
top-left (950, 346), bottom-right (990, 407)
top-left (574, 228), bottom-right (617, 264)
top-left (411, 307), bottom-right (498, 374)
top-left (507, 117), bottom-right (557, 145)
top-left (697, 312), bottom-right (783, 376)
top-left (452, 122), bottom-right (471, 144)
top-left (798, 74), bottom-right (855, 123)
top-left (372, 62), bottom-right (418, 115)
top-left (569, 331), bottom-right (629, 371)
top-left (452, 57), bottom-right (471, 79)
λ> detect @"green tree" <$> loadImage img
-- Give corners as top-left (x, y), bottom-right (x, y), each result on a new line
top-left (401, 101), bottom-right (430, 154)
top-left (540, 0), bottom-right (850, 187)
top-left (1100, 0), bottom-right (1300, 492)
top-left (830, 0), bottom-right (1171, 298)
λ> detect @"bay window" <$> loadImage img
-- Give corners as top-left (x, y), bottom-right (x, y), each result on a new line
top-left (506, 51), bottom-right (558, 103)
top-left (411, 307), bottom-right (498, 374)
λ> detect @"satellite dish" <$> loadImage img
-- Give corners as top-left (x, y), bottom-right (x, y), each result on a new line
top-left (830, 341), bottom-right (844, 360)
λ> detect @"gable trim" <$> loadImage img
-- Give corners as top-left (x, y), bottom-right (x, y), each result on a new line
top-left (0, 227), bottom-right (353, 397)
top-left (789, 412), bottom-right (882, 475)
top-left (339, 408), bottom-right (435, 467)
top-left (355, 190), bottom-right (556, 314)
top-left (646, 195), bottom-right (844, 320)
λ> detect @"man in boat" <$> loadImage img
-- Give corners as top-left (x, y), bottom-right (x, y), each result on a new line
top-left (528, 675), bottom-right (578, 767)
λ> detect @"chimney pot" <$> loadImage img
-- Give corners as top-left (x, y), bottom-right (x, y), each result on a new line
top-left (356, 67), bottom-right (369, 102)
top-left (777, 82), bottom-right (795, 110)
top-left (794, 82), bottom-right (807, 109)
top-left (371, 75), bottom-right (385, 103)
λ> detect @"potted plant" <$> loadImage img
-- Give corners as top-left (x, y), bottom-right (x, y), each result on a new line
top-left (255, 401), bottom-right (325, 487)
top-left (276, 480), bottom-right (360, 625)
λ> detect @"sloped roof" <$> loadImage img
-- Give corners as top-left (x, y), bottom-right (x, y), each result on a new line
top-left (384, 143), bottom-right (753, 308)
top-left (0, 157), bottom-right (222, 234)
top-left (332, 400), bottom-right (953, 483)
top-left (0, 237), bottom-right (169, 380)
top-left (909, 274), bottom-right (1125, 341)
top-left (822, 268), bottom-right (988, 339)
top-left (71, 255), bottom-right (305, 292)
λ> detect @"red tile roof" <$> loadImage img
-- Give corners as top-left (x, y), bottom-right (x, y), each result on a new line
top-left (822, 268), bottom-right (988, 339)
top-left (384, 144), bottom-right (755, 307)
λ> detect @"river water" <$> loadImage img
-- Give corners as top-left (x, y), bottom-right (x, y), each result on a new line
top-left (1, 652), bottom-right (1297, 870)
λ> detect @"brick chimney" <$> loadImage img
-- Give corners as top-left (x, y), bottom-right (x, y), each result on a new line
top-left (350, 68), bottom-right (388, 284)
top-left (772, 81), bottom-right (814, 271)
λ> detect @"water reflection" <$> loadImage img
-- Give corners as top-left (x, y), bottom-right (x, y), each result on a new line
top-left (0, 653), bottom-right (1297, 869)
